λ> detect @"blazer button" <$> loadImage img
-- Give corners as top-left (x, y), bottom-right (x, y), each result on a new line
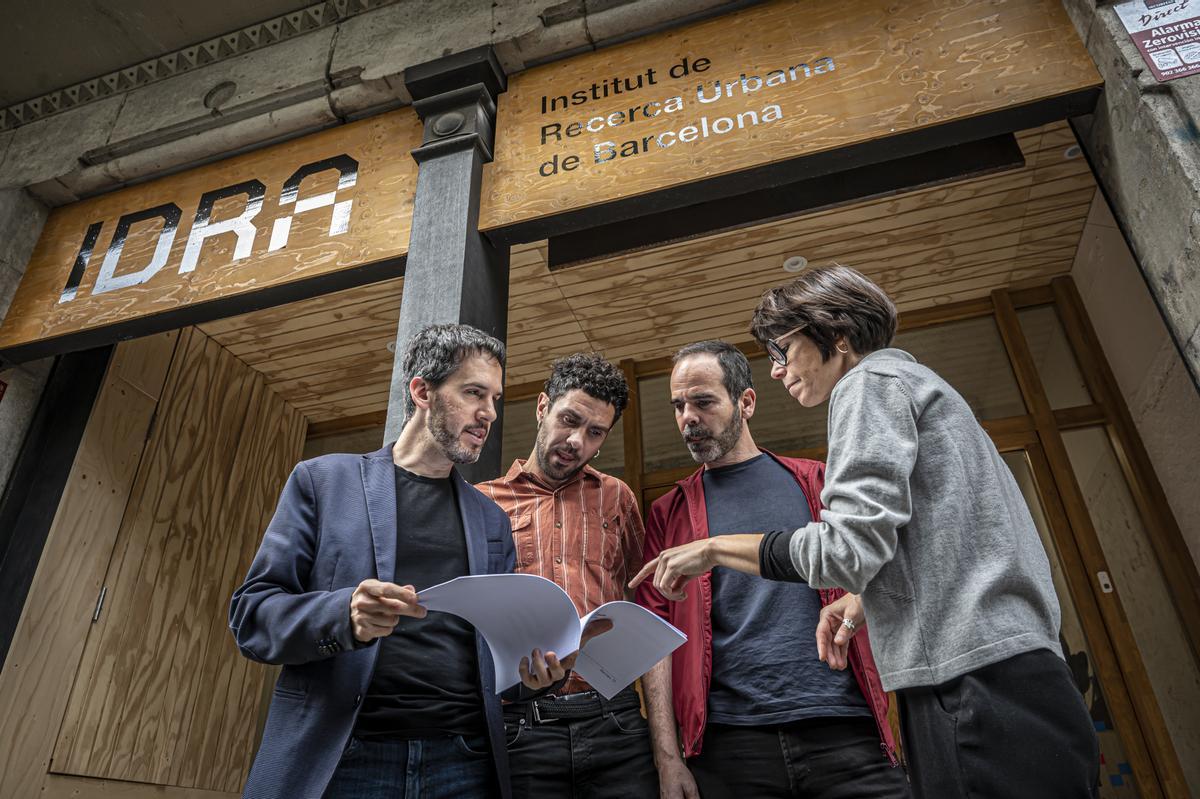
top-left (355, 694), bottom-right (363, 706)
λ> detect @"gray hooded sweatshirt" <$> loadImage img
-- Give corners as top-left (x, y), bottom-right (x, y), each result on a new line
top-left (783, 347), bottom-right (1062, 691)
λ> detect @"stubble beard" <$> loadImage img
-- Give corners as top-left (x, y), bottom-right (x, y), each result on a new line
top-left (428, 394), bottom-right (483, 465)
top-left (534, 419), bottom-right (585, 482)
top-left (683, 405), bottom-right (743, 464)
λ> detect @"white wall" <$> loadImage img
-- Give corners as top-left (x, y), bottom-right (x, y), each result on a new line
top-left (1070, 190), bottom-right (1200, 572)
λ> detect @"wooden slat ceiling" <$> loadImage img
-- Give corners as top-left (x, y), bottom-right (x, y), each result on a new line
top-left (198, 121), bottom-right (1096, 424)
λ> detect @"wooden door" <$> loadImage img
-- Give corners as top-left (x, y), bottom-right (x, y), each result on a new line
top-left (47, 327), bottom-right (305, 793)
top-left (1001, 444), bottom-right (1144, 797)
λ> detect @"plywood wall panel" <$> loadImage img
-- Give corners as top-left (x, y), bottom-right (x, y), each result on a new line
top-left (0, 331), bottom-right (179, 798)
top-left (49, 328), bottom-right (305, 792)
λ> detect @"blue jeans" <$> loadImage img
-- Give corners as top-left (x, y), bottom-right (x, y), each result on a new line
top-left (322, 734), bottom-right (498, 798)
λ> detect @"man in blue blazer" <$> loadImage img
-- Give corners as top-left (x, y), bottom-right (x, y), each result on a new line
top-left (230, 324), bottom-right (573, 799)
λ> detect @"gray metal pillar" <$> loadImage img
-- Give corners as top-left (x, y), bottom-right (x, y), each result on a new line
top-left (384, 47), bottom-right (509, 482)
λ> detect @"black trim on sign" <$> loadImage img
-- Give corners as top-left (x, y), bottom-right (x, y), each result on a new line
top-left (0, 255), bottom-right (407, 367)
top-left (60, 221), bottom-right (104, 302)
top-left (548, 133), bottom-right (1026, 269)
top-left (0, 346), bottom-right (112, 670)
top-left (487, 88), bottom-right (1102, 247)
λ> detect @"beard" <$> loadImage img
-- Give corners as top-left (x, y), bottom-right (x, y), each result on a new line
top-left (533, 419), bottom-right (586, 482)
top-left (427, 394), bottom-right (486, 465)
top-left (682, 404), bottom-right (743, 464)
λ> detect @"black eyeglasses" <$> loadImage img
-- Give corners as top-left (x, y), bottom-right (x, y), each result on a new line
top-left (765, 325), bottom-right (806, 366)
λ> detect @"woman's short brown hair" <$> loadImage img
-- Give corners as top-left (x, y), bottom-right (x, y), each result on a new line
top-left (750, 265), bottom-right (898, 361)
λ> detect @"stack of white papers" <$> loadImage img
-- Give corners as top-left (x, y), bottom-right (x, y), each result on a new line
top-left (419, 573), bottom-right (687, 698)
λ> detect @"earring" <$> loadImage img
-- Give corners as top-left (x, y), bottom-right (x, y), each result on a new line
top-left (836, 344), bottom-right (849, 354)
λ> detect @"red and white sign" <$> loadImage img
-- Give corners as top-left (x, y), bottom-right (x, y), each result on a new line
top-left (1116, 0), bottom-right (1200, 82)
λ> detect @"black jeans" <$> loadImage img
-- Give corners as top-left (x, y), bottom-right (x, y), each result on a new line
top-left (504, 693), bottom-right (659, 799)
top-left (688, 715), bottom-right (911, 799)
top-left (896, 648), bottom-right (1100, 799)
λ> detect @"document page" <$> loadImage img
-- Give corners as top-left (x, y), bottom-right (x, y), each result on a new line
top-left (418, 574), bottom-right (581, 692)
top-left (418, 574), bottom-right (686, 696)
top-left (576, 601), bottom-right (687, 699)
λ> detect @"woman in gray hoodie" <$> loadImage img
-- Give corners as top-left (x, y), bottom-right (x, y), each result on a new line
top-left (630, 265), bottom-right (1098, 798)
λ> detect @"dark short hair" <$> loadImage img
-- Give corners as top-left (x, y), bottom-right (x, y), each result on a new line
top-left (544, 353), bottom-right (629, 422)
top-left (750, 265), bottom-right (897, 361)
top-left (403, 324), bottom-right (506, 419)
top-left (672, 340), bottom-right (753, 401)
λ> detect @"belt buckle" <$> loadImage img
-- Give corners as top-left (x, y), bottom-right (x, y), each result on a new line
top-left (532, 701), bottom-right (558, 725)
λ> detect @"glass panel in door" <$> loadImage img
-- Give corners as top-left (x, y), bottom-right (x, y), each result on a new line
top-left (1001, 450), bottom-right (1139, 797)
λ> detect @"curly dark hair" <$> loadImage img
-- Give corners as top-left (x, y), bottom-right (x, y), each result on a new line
top-left (544, 353), bottom-right (629, 422)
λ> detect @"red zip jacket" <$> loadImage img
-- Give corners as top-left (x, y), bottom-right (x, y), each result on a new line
top-left (635, 450), bottom-right (899, 763)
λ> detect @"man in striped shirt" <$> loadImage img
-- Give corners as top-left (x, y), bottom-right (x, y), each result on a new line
top-left (478, 353), bottom-right (657, 798)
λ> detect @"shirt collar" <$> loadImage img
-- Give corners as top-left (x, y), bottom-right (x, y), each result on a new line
top-left (503, 457), bottom-right (601, 491)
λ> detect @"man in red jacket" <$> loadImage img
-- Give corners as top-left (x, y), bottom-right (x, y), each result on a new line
top-left (636, 341), bottom-right (909, 799)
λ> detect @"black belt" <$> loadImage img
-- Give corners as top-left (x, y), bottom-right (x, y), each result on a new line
top-left (504, 687), bottom-right (641, 725)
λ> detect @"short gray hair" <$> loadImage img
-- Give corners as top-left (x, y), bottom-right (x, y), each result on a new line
top-left (403, 324), bottom-right (506, 419)
top-left (672, 340), bottom-right (753, 401)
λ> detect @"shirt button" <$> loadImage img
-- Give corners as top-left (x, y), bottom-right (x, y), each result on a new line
top-left (555, 521), bottom-right (562, 528)
top-left (602, 522), bottom-right (609, 529)
top-left (555, 556), bottom-right (562, 564)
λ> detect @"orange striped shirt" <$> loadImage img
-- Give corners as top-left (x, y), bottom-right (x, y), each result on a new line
top-left (478, 459), bottom-right (646, 694)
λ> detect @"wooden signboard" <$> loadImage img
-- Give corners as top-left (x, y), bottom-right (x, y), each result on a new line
top-left (0, 109), bottom-right (421, 363)
top-left (478, 0), bottom-right (1102, 239)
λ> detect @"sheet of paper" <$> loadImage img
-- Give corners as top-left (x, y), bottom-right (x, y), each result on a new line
top-left (576, 601), bottom-right (687, 699)
top-left (418, 573), bottom-right (581, 692)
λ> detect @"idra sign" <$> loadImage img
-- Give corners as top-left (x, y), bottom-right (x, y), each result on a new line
top-left (59, 155), bottom-right (359, 304)
top-left (0, 110), bottom-right (420, 362)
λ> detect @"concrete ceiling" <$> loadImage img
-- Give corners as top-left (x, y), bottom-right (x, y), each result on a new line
top-left (0, 0), bottom-right (318, 106)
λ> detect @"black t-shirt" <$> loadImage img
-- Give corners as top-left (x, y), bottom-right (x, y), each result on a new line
top-left (354, 466), bottom-right (485, 739)
top-left (704, 454), bottom-right (869, 725)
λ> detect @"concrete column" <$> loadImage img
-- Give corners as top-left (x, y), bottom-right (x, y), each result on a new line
top-left (383, 47), bottom-right (510, 482)
top-left (1062, 0), bottom-right (1200, 392)
top-left (0, 188), bottom-right (51, 496)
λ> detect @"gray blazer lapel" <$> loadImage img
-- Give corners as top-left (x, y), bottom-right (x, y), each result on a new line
top-left (361, 444), bottom-right (397, 584)
top-left (453, 470), bottom-right (487, 575)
